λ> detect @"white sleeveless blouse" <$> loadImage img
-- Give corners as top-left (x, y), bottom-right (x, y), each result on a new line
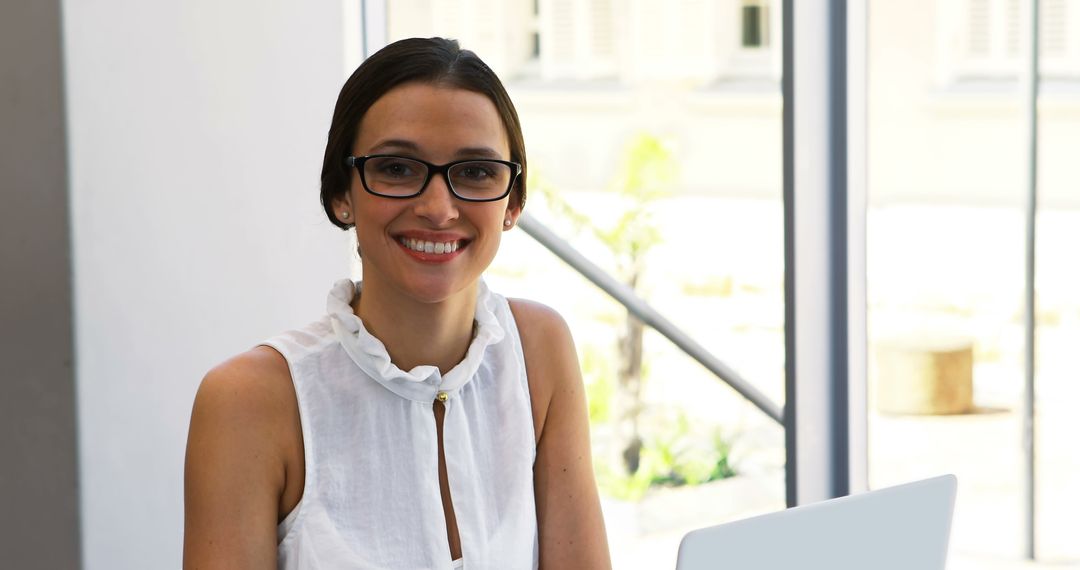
top-left (263, 279), bottom-right (539, 569)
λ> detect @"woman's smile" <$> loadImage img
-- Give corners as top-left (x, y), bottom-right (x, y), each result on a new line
top-left (394, 230), bottom-right (471, 263)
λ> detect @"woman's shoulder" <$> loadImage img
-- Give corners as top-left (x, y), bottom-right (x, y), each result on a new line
top-left (506, 299), bottom-right (581, 435)
top-left (185, 347), bottom-right (304, 562)
top-left (190, 347), bottom-right (300, 456)
top-left (199, 345), bottom-right (293, 399)
top-left (190, 346), bottom-right (304, 484)
top-left (506, 298), bottom-right (571, 339)
top-left (506, 298), bottom-right (578, 369)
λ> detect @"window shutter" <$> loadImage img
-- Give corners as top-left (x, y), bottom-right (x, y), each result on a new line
top-left (591, 0), bottom-right (615, 58)
top-left (1006, 0), bottom-right (1021, 55)
top-left (540, 0), bottom-right (576, 78)
top-left (936, 0), bottom-right (1079, 80)
top-left (1042, 0), bottom-right (1068, 55)
top-left (549, 0), bottom-right (575, 61)
top-left (969, 0), bottom-right (993, 56)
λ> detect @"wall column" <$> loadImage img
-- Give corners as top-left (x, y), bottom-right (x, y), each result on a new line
top-left (0, 0), bottom-right (82, 567)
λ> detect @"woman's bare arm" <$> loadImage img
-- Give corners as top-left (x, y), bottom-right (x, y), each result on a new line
top-left (183, 347), bottom-right (298, 569)
top-left (511, 300), bottom-right (612, 570)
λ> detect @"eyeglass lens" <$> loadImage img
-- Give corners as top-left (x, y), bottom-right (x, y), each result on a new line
top-left (364, 156), bottom-right (512, 200)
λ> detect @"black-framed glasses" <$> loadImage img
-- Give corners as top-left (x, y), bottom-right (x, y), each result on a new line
top-left (345, 154), bottom-right (522, 202)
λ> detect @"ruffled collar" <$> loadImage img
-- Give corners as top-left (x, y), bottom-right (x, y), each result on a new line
top-left (326, 279), bottom-right (506, 402)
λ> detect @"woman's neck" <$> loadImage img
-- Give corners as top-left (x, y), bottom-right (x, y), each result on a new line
top-left (354, 277), bottom-right (478, 375)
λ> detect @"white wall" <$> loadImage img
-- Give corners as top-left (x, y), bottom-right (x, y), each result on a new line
top-left (61, 1), bottom-right (351, 566)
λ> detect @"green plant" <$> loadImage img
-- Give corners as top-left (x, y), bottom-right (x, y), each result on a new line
top-left (594, 411), bottom-right (738, 501)
top-left (642, 412), bottom-right (737, 488)
top-left (539, 133), bottom-right (675, 477)
top-left (595, 457), bottom-right (655, 502)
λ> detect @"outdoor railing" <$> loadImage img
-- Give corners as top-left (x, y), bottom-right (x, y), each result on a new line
top-left (517, 212), bottom-right (784, 425)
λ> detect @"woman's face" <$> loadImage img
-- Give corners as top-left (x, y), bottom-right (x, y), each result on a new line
top-left (335, 82), bottom-right (520, 305)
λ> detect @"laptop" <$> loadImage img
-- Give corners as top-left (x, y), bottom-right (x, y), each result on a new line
top-left (676, 474), bottom-right (957, 570)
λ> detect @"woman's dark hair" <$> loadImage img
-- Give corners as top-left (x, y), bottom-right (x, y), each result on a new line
top-left (320, 37), bottom-right (527, 230)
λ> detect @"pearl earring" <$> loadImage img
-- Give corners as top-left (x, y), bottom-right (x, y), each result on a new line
top-left (504, 219), bottom-right (512, 227)
top-left (342, 211), bottom-right (350, 219)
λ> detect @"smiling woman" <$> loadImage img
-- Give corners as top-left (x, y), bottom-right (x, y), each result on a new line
top-left (340, 83), bottom-right (516, 309)
top-left (182, 37), bottom-right (611, 569)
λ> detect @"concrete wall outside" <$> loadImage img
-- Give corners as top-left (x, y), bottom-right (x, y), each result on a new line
top-left (390, 0), bottom-right (1080, 208)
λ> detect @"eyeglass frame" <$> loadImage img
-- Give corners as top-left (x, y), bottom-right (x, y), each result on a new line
top-left (344, 154), bottom-right (523, 202)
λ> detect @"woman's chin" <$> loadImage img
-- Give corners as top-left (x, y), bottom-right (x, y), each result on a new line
top-left (398, 277), bottom-right (477, 306)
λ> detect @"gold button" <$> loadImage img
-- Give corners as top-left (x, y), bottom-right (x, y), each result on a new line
top-left (436, 391), bottom-right (448, 403)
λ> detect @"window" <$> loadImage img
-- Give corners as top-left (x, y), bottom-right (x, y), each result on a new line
top-left (721, 0), bottom-right (781, 81)
top-left (532, 0), bottom-right (541, 60)
top-left (537, 0), bottom-right (618, 80)
top-left (741, 1), bottom-right (771, 49)
top-left (940, 0), bottom-right (1080, 82)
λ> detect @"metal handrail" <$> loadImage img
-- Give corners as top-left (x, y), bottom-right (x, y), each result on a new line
top-left (517, 212), bottom-right (784, 425)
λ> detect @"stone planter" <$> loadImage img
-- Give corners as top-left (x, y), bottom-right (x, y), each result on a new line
top-left (874, 336), bottom-right (974, 415)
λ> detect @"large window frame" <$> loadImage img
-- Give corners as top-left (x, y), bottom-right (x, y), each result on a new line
top-left (782, 0), bottom-right (868, 506)
top-left (355, 0), bottom-right (871, 510)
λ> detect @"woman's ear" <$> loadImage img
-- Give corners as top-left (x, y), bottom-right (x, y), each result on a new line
top-left (503, 197), bottom-right (522, 231)
top-left (333, 195), bottom-right (354, 226)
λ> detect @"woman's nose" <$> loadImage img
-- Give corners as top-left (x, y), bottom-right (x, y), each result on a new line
top-left (412, 172), bottom-right (459, 226)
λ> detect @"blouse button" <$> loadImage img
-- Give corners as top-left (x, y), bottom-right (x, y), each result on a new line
top-left (436, 391), bottom-right (449, 403)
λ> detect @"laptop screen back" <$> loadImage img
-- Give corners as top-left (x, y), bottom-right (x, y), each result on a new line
top-left (676, 474), bottom-right (957, 570)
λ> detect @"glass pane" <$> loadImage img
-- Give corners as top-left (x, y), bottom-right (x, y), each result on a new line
top-left (868, 0), bottom-right (1080, 566)
top-left (385, 1), bottom-right (786, 567)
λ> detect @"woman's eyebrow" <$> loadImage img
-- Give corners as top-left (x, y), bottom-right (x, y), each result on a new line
top-left (454, 146), bottom-right (502, 159)
top-left (368, 139), bottom-right (421, 154)
top-left (367, 139), bottom-right (504, 160)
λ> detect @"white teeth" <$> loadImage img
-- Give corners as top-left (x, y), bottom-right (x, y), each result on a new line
top-left (399, 238), bottom-right (462, 255)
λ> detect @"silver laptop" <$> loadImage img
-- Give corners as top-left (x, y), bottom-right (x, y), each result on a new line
top-left (676, 474), bottom-right (957, 570)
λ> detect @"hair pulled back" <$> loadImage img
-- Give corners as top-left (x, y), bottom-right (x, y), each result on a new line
top-left (320, 37), bottom-right (527, 229)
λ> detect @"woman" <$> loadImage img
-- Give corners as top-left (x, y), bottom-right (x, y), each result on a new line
top-left (183, 37), bottom-right (611, 569)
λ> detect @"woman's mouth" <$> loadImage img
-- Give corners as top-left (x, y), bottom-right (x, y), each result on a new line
top-left (398, 237), bottom-right (465, 255)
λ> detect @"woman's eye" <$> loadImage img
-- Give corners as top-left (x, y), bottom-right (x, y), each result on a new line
top-left (460, 165), bottom-right (493, 179)
top-left (379, 161), bottom-right (417, 177)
